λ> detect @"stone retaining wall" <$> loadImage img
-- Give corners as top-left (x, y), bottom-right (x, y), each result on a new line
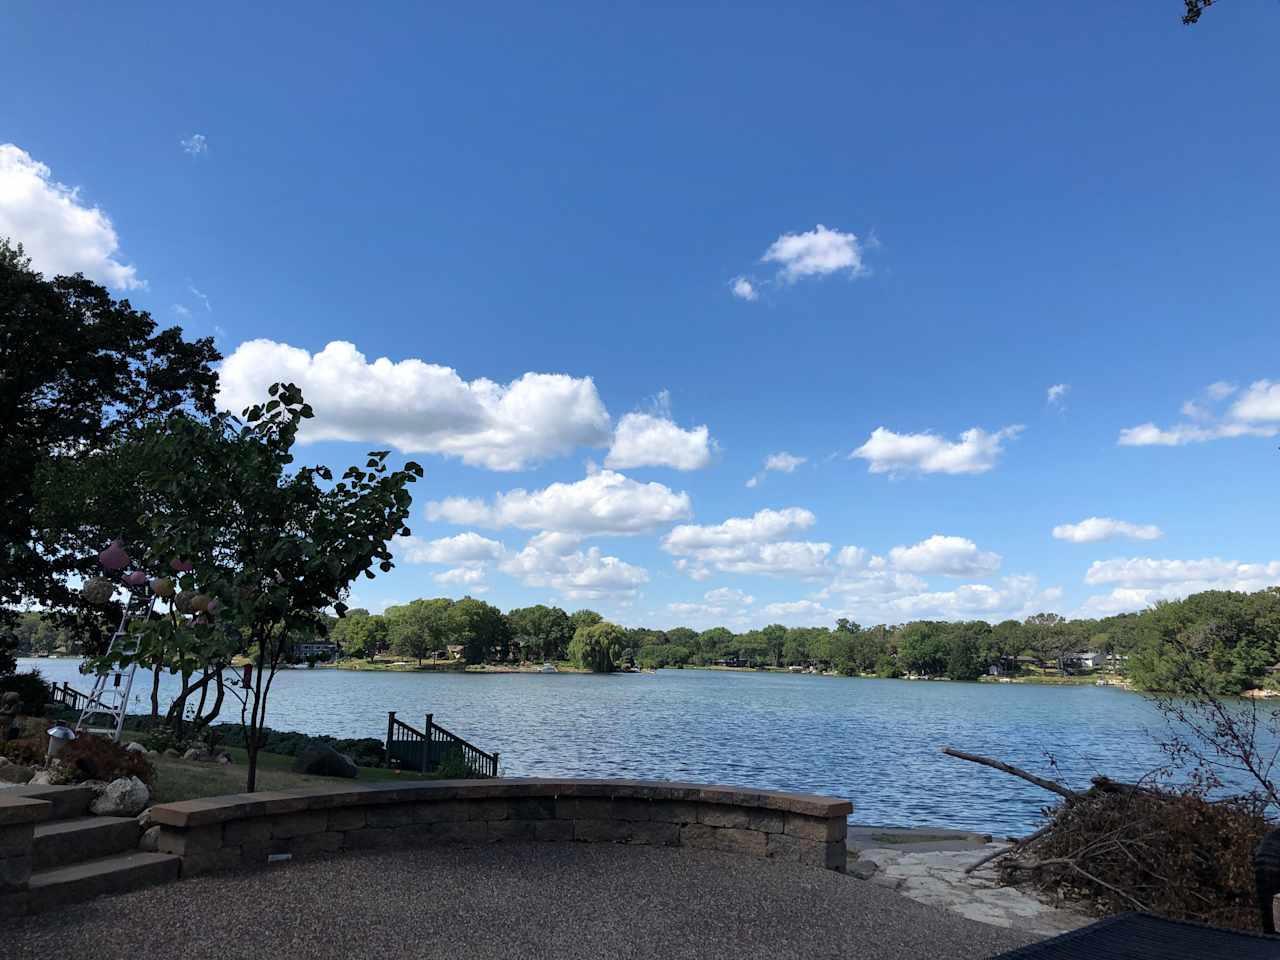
top-left (0, 796), bottom-right (45, 918)
top-left (149, 778), bottom-right (852, 878)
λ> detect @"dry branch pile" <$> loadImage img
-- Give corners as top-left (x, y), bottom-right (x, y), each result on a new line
top-left (943, 746), bottom-right (1273, 932)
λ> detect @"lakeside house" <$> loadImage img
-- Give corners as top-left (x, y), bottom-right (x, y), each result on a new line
top-left (291, 640), bottom-right (337, 661)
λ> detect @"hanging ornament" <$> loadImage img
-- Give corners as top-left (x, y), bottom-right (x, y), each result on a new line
top-left (150, 577), bottom-right (175, 598)
top-left (122, 571), bottom-right (149, 588)
top-left (174, 591), bottom-right (197, 615)
top-left (98, 540), bottom-right (130, 572)
top-left (242, 664), bottom-right (253, 687)
top-left (190, 594), bottom-right (211, 613)
top-left (206, 597), bottom-right (222, 618)
top-left (82, 577), bottom-right (115, 604)
top-left (170, 558), bottom-right (194, 573)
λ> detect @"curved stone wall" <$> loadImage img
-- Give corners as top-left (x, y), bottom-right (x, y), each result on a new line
top-left (148, 778), bottom-right (852, 877)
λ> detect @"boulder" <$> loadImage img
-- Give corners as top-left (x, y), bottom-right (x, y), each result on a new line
top-left (163, 747), bottom-right (182, 758)
top-left (217, 753), bottom-right (232, 765)
top-left (138, 825), bottom-right (161, 852)
top-left (125, 741), bottom-right (147, 754)
top-left (137, 807), bottom-right (155, 830)
top-left (0, 756), bottom-right (9, 767)
top-left (182, 747), bottom-right (215, 762)
top-left (90, 776), bottom-right (150, 817)
top-left (292, 745), bottom-right (359, 779)
top-left (0, 763), bottom-right (33, 785)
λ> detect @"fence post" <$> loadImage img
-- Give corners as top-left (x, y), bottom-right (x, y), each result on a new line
top-left (385, 711), bottom-right (396, 768)
top-left (423, 714), bottom-right (433, 773)
top-left (492, 752), bottom-right (500, 778)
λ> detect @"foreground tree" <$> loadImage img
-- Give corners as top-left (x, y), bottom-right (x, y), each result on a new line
top-left (85, 383), bottom-right (420, 790)
top-left (0, 239), bottom-right (219, 621)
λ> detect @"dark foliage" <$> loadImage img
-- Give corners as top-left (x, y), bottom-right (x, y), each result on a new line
top-left (208, 722), bottom-right (385, 767)
top-left (0, 669), bottom-right (52, 714)
top-left (0, 238), bottom-right (220, 623)
top-left (59, 734), bottom-right (156, 787)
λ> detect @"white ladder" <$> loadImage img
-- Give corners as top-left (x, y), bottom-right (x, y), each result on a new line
top-left (75, 590), bottom-right (152, 742)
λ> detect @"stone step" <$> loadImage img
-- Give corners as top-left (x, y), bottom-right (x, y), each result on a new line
top-left (27, 852), bottom-right (179, 914)
top-left (0, 784), bottom-right (94, 820)
top-left (33, 816), bottom-right (140, 871)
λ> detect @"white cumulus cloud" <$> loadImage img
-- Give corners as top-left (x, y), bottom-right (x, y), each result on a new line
top-left (499, 532), bottom-right (648, 599)
top-left (217, 340), bottom-right (612, 470)
top-left (1080, 556), bottom-right (1280, 615)
top-left (730, 276), bottom-right (758, 301)
top-left (425, 469), bottom-right (692, 536)
top-left (394, 532), bottom-right (504, 565)
top-left (1052, 518), bottom-right (1163, 543)
top-left (746, 451), bottom-right (807, 488)
top-left (180, 134), bottom-right (208, 156)
top-left (0, 143), bottom-right (142, 290)
top-left (851, 426), bottom-right (1023, 475)
top-left (1047, 383), bottom-right (1069, 406)
top-left (606, 412), bottom-right (714, 471)
top-left (888, 535), bottom-right (1001, 577)
top-left (1119, 380), bottom-right (1280, 447)
top-left (762, 224), bottom-right (866, 281)
top-left (663, 508), bottom-right (837, 580)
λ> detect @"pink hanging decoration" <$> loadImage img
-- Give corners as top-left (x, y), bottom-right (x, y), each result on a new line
top-left (122, 571), bottom-right (149, 587)
top-left (170, 558), bottom-right (194, 573)
top-left (98, 540), bottom-right (129, 571)
top-left (206, 597), bottom-right (221, 617)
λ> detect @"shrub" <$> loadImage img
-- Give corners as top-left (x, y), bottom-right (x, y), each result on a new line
top-left (428, 750), bottom-right (477, 780)
top-left (59, 734), bottom-right (155, 787)
top-left (0, 735), bottom-right (46, 766)
top-left (0, 670), bottom-right (53, 715)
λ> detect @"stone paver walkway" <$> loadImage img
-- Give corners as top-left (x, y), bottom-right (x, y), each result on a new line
top-left (849, 831), bottom-right (1093, 938)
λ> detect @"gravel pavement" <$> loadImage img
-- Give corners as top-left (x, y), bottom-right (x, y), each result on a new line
top-left (10, 843), bottom-right (1040, 960)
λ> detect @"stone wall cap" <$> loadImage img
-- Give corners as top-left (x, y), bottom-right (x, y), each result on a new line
top-left (148, 777), bottom-right (853, 828)
top-left (0, 795), bottom-right (51, 825)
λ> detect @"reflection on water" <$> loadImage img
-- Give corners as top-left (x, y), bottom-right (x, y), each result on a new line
top-left (19, 658), bottom-right (1213, 834)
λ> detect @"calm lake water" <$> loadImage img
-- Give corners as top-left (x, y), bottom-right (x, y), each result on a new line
top-left (18, 657), bottom-right (1203, 835)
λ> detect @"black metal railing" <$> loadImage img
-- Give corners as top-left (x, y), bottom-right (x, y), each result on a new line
top-left (385, 711), bottom-right (498, 778)
top-left (52, 682), bottom-right (91, 712)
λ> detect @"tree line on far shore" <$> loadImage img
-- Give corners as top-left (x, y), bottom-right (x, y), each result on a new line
top-left (11, 586), bottom-right (1279, 695)
top-left (310, 586), bottom-right (1280, 693)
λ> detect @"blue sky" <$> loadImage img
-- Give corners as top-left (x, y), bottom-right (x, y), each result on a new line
top-left (4, 1), bottom-right (1279, 628)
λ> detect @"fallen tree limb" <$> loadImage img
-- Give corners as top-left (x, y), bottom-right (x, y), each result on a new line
top-left (942, 746), bottom-right (1081, 801)
top-left (965, 824), bottom-right (1051, 874)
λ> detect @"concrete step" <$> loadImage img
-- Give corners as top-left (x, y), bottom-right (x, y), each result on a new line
top-left (0, 784), bottom-right (94, 820)
top-left (33, 816), bottom-right (140, 871)
top-left (27, 852), bottom-right (179, 914)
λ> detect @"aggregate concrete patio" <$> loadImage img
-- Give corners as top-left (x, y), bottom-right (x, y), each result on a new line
top-left (8, 842), bottom-right (1038, 960)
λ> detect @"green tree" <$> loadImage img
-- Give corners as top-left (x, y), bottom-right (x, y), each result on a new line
top-left (569, 609), bottom-right (603, 634)
top-left (507, 604), bottom-right (573, 662)
top-left (450, 597), bottom-right (512, 664)
top-left (84, 383), bottom-right (420, 790)
top-left (899, 621), bottom-right (950, 676)
top-left (387, 598), bottom-right (453, 664)
top-left (0, 239), bottom-right (220, 620)
top-left (569, 621), bottom-right (624, 672)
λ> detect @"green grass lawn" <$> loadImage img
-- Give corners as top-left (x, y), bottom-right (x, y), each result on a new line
top-left (143, 743), bottom-right (434, 804)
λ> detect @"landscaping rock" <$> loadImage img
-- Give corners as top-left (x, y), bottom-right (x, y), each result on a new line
top-left (28, 770), bottom-right (53, 786)
top-left (137, 808), bottom-right (155, 830)
top-left (182, 748), bottom-right (214, 762)
top-left (848, 859), bottom-right (880, 880)
top-left (292, 745), bottom-right (359, 779)
top-left (90, 775), bottom-right (150, 817)
top-left (125, 741), bottom-right (147, 753)
top-left (217, 753), bottom-right (232, 764)
top-left (0, 763), bottom-right (33, 784)
top-left (163, 748), bottom-right (182, 758)
top-left (138, 825), bottom-right (161, 852)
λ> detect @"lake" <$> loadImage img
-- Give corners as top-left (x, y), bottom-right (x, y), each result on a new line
top-left (16, 658), bottom-right (1198, 835)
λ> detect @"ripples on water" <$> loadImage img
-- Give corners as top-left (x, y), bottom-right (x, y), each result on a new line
top-left (20, 658), bottom-right (1212, 834)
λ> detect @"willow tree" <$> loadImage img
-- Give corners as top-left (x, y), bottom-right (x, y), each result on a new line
top-left (85, 383), bottom-right (420, 790)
